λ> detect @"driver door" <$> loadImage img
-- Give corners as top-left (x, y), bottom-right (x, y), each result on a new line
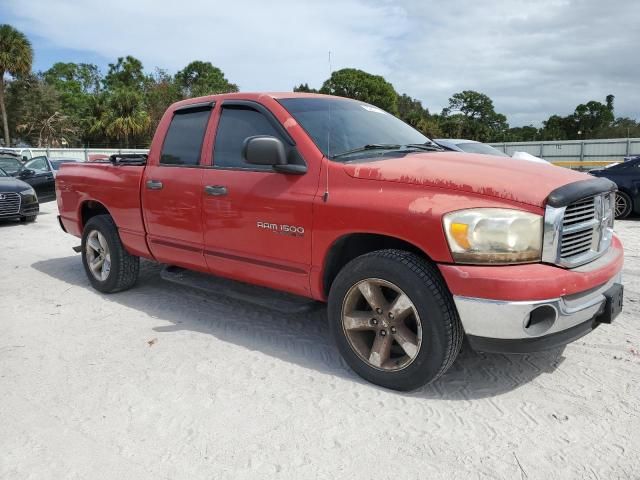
top-left (23, 156), bottom-right (55, 198)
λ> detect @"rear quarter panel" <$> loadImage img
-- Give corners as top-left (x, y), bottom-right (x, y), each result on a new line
top-left (56, 163), bottom-right (152, 258)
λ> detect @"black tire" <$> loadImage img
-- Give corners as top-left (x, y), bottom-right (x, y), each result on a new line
top-left (615, 191), bottom-right (633, 219)
top-left (20, 215), bottom-right (37, 223)
top-left (81, 215), bottom-right (139, 293)
top-left (328, 249), bottom-right (463, 391)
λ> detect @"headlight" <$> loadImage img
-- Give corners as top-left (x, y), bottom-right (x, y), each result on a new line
top-left (443, 208), bottom-right (542, 264)
top-left (20, 188), bottom-right (36, 196)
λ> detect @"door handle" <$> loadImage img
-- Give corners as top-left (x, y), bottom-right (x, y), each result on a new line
top-left (205, 185), bottom-right (228, 196)
top-left (146, 180), bottom-right (163, 190)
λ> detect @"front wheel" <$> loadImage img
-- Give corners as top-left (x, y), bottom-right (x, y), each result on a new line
top-left (20, 215), bottom-right (37, 223)
top-left (81, 215), bottom-right (140, 293)
top-left (614, 191), bottom-right (633, 219)
top-left (328, 250), bottom-right (463, 391)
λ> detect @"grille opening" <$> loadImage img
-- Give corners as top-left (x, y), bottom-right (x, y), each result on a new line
top-left (559, 195), bottom-right (597, 261)
top-left (524, 305), bottom-right (557, 336)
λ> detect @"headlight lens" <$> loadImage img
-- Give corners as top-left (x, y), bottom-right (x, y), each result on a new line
top-left (443, 208), bottom-right (543, 264)
top-left (20, 188), bottom-right (36, 196)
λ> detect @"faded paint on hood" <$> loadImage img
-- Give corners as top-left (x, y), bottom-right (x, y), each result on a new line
top-left (342, 152), bottom-right (589, 208)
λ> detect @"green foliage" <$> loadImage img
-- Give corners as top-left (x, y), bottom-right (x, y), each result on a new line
top-left (441, 90), bottom-right (508, 142)
top-left (103, 89), bottom-right (151, 147)
top-left (104, 56), bottom-right (147, 91)
top-left (0, 24), bottom-right (34, 145)
top-left (145, 68), bottom-right (182, 134)
top-left (175, 61), bottom-right (238, 98)
top-left (7, 74), bottom-right (78, 147)
top-left (293, 83), bottom-right (318, 93)
top-left (320, 68), bottom-right (399, 114)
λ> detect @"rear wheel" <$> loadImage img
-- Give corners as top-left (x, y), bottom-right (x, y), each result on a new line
top-left (328, 249), bottom-right (463, 391)
top-left (81, 215), bottom-right (139, 293)
top-left (614, 191), bottom-right (632, 219)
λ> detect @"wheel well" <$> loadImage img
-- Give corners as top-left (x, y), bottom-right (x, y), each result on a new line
top-left (81, 201), bottom-right (110, 228)
top-left (322, 233), bottom-right (428, 297)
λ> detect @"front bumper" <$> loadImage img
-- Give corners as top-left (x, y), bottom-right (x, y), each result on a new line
top-left (455, 273), bottom-right (622, 353)
top-left (439, 235), bottom-right (624, 354)
top-left (0, 196), bottom-right (39, 220)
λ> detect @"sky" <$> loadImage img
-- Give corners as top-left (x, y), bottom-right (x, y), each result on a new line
top-left (2, 0), bottom-right (639, 127)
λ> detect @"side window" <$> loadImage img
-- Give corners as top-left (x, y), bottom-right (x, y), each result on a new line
top-left (213, 107), bottom-right (283, 169)
top-left (160, 108), bottom-right (211, 166)
top-left (25, 156), bottom-right (50, 172)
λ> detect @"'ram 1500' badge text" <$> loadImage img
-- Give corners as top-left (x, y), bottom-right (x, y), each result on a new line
top-left (256, 222), bottom-right (305, 237)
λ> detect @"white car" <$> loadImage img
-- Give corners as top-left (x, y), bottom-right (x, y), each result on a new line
top-left (435, 139), bottom-right (548, 164)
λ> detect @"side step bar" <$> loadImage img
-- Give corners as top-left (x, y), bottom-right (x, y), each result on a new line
top-left (160, 265), bottom-right (321, 314)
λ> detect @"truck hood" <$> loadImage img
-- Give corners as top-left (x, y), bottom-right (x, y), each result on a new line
top-left (342, 152), bottom-right (589, 208)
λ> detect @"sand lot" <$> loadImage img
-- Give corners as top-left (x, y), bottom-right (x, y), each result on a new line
top-left (1, 201), bottom-right (639, 480)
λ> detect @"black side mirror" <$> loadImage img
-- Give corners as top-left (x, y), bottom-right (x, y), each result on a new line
top-left (19, 168), bottom-right (35, 178)
top-left (243, 136), bottom-right (287, 166)
top-left (243, 135), bottom-right (307, 175)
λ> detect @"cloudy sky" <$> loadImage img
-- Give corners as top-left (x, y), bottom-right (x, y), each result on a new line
top-left (2, 0), bottom-right (639, 126)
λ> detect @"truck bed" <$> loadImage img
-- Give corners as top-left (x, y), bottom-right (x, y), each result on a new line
top-left (56, 162), bottom-right (151, 258)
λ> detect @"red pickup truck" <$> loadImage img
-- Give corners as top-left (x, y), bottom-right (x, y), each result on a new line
top-left (56, 93), bottom-right (624, 390)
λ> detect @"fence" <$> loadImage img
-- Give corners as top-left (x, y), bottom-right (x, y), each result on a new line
top-left (27, 147), bottom-right (149, 161)
top-left (489, 138), bottom-right (640, 168)
top-left (20, 138), bottom-right (640, 168)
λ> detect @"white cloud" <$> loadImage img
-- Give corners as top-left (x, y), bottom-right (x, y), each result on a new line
top-left (5, 0), bottom-right (640, 126)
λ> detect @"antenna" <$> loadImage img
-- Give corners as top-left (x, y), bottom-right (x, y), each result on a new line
top-left (323, 50), bottom-right (332, 203)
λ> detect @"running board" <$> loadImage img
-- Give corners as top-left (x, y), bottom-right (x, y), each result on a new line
top-left (160, 265), bottom-right (321, 314)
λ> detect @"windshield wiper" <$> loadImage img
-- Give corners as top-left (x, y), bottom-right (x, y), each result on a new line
top-left (404, 142), bottom-right (445, 151)
top-left (331, 144), bottom-right (402, 159)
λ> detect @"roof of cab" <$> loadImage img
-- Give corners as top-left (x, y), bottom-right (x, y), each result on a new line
top-left (170, 91), bottom-right (353, 110)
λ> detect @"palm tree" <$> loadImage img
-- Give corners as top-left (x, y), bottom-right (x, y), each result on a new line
top-left (105, 89), bottom-right (150, 147)
top-left (0, 25), bottom-right (33, 146)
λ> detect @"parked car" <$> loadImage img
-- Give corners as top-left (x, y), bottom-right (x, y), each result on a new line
top-left (26, 155), bottom-right (81, 177)
top-left (0, 147), bottom-right (34, 162)
top-left (0, 167), bottom-right (39, 222)
top-left (436, 139), bottom-right (548, 164)
top-left (0, 152), bottom-right (56, 200)
top-left (590, 157), bottom-right (640, 218)
top-left (56, 93), bottom-right (623, 391)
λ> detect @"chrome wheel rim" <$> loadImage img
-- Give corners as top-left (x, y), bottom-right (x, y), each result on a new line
top-left (614, 193), bottom-right (628, 218)
top-left (86, 230), bottom-right (111, 281)
top-left (341, 278), bottom-right (422, 371)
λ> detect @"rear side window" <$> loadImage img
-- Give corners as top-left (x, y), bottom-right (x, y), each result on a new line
top-left (213, 107), bottom-right (283, 169)
top-left (160, 108), bottom-right (211, 166)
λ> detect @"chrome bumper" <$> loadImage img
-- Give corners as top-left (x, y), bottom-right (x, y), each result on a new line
top-left (454, 272), bottom-right (622, 341)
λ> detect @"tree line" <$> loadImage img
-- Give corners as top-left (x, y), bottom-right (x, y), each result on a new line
top-left (1, 24), bottom-right (639, 148)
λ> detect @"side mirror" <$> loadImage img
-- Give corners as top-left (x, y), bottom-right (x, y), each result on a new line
top-left (22, 156), bottom-right (29, 162)
top-left (243, 135), bottom-right (307, 175)
top-left (19, 168), bottom-right (35, 178)
top-left (243, 135), bottom-right (287, 166)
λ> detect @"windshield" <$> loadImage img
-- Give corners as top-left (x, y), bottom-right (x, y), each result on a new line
top-left (456, 142), bottom-right (510, 157)
top-left (0, 157), bottom-right (23, 175)
top-left (278, 97), bottom-right (431, 160)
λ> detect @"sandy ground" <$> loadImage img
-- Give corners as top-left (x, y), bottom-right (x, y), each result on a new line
top-left (0, 201), bottom-right (639, 480)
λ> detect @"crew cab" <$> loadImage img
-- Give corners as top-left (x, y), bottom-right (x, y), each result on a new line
top-left (56, 93), bottom-right (624, 391)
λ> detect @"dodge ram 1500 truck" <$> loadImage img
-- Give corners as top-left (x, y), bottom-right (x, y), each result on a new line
top-left (56, 93), bottom-right (624, 391)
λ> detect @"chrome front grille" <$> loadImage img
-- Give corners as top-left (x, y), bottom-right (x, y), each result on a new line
top-left (0, 192), bottom-right (21, 216)
top-left (560, 197), bottom-right (597, 258)
top-left (542, 192), bottom-right (615, 268)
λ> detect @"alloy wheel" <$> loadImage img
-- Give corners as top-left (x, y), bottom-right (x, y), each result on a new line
top-left (86, 230), bottom-right (112, 281)
top-left (341, 278), bottom-right (422, 371)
